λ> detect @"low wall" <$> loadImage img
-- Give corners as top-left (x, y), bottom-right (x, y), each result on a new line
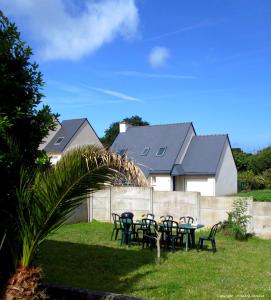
top-left (66, 199), bottom-right (88, 224)
top-left (252, 202), bottom-right (271, 239)
top-left (67, 187), bottom-right (271, 238)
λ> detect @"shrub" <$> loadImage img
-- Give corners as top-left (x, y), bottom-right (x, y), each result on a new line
top-left (238, 171), bottom-right (265, 191)
top-left (223, 198), bottom-right (252, 240)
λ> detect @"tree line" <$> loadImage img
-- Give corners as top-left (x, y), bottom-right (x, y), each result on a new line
top-left (232, 147), bottom-right (271, 191)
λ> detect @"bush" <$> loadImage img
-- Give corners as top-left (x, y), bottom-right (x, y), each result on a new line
top-left (238, 170), bottom-right (265, 191)
top-left (223, 198), bottom-right (251, 240)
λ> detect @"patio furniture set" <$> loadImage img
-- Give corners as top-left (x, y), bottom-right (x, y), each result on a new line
top-left (111, 212), bottom-right (220, 253)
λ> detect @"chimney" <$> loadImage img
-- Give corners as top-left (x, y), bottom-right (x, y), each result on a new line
top-left (119, 121), bottom-right (130, 133)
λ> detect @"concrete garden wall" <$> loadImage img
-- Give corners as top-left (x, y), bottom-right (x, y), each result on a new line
top-left (67, 187), bottom-right (271, 238)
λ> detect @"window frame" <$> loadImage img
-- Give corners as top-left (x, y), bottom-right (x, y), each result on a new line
top-left (140, 147), bottom-right (150, 156)
top-left (156, 146), bottom-right (167, 157)
top-left (54, 137), bottom-right (64, 145)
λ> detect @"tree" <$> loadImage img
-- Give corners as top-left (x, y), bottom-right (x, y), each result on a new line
top-left (100, 115), bottom-right (149, 147)
top-left (249, 146), bottom-right (271, 174)
top-left (0, 10), bottom-right (56, 277)
top-left (3, 145), bottom-right (146, 300)
top-left (232, 148), bottom-right (251, 172)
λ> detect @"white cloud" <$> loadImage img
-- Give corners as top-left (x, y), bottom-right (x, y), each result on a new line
top-left (148, 47), bottom-right (170, 67)
top-left (1, 0), bottom-right (139, 61)
top-left (91, 87), bottom-right (142, 102)
top-left (116, 71), bottom-right (196, 79)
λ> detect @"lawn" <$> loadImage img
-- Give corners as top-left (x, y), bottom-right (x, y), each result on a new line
top-left (36, 222), bottom-right (271, 300)
top-left (237, 189), bottom-right (271, 201)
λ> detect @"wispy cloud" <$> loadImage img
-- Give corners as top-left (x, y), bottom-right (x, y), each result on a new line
top-left (145, 20), bottom-right (224, 41)
top-left (91, 87), bottom-right (142, 102)
top-left (46, 80), bottom-right (142, 104)
top-left (148, 47), bottom-right (170, 67)
top-left (116, 71), bottom-right (196, 79)
top-left (1, 0), bottom-right (139, 61)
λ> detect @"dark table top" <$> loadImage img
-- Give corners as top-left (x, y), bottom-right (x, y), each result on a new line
top-left (130, 220), bottom-right (204, 230)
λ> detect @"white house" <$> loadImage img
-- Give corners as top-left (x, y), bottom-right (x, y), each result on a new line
top-left (40, 118), bottom-right (103, 164)
top-left (111, 122), bottom-right (237, 196)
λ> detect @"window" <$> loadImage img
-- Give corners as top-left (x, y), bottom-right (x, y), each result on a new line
top-left (156, 147), bottom-right (167, 156)
top-left (141, 147), bottom-right (150, 156)
top-left (54, 137), bottom-right (64, 145)
top-left (117, 148), bottom-right (127, 156)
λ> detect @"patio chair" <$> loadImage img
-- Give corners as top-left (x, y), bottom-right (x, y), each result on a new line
top-left (121, 212), bottom-right (134, 219)
top-left (179, 216), bottom-right (194, 224)
top-left (146, 213), bottom-right (155, 220)
top-left (160, 215), bottom-right (173, 221)
top-left (119, 216), bottom-right (137, 246)
top-left (197, 222), bottom-right (221, 253)
top-left (162, 220), bottom-right (183, 251)
top-left (140, 219), bottom-right (157, 249)
top-left (111, 213), bottom-right (121, 240)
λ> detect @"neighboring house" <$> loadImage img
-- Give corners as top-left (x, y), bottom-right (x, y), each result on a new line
top-left (111, 122), bottom-right (237, 196)
top-left (40, 118), bottom-right (103, 164)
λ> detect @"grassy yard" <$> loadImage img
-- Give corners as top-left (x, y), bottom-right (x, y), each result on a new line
top-left (36, 222), bottom-right (271, 300)
top-left (237, 189), bottom-right (271, 201)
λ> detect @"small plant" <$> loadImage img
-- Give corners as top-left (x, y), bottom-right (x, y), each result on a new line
top-left (224, 198), bottom-right (252, 240)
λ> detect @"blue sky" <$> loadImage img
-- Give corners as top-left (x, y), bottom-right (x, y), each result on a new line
top-left (1, 0), bottom-right (271, 152)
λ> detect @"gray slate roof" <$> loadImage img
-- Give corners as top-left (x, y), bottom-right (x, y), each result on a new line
top-left (44, 118), bottom-right (86, 154)
top-left (111, 123), bottom-right (192, 176)
top-left (171, 135), bottom-right (228, 176)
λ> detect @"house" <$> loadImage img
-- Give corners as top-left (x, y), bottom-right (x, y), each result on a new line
top-left (110, 122), bottom-right (237, 196)
top-left (40, 118), bottom-right (103, 164)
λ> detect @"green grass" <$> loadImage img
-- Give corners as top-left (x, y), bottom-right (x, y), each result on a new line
top-left (237, 189), bottom-right (271, 201)
top-left (36, 222), bottom-right (271, 300)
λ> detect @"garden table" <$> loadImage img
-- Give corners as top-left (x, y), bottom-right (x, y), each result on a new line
top-left (120, 219), bottom-right (204, 251)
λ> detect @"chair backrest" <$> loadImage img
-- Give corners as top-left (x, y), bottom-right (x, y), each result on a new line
top-left (160, 215), bottom-right (173, 221)
top-left (120, 217), bottom-right (133, 231)
top-left (112, 213), bottom-right (121, 228)
top-left (142, 218), bottom-right (157, 234)
top-left (121, 212), bottom-right (134, 219)
top-left (146, 213), bottom-right (155, 220)
top-left (162, 220), bottom-right (178, 235)
top-left (208, 222), bottom-right (221, 239)
top-left (179, 216), bottom-right (194, 224)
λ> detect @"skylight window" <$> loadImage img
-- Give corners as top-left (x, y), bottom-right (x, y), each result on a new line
top-left (54, 137), bottom-right (64, 145)
top-left (156, 147), bottom-right (167, 157)
top-left (141, 147), bottom-right (150, 156)
top-left (117, 148), bottom-right (127, 156)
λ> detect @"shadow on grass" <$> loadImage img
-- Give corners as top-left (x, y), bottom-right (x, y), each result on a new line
top-left (36, 239), bottom-right (165, 295)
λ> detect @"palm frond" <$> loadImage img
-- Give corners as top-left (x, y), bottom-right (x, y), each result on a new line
top-left (17, 145), bottom-right (147, 267)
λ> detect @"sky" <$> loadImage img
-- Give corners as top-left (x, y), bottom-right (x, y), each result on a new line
top-left (1, 0), bottom-right (271, 152)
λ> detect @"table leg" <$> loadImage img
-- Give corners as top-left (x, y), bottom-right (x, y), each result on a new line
top-left (185, 230), bottom-right (189, 252)
top-left (191, 230), bottom-right (196, 248)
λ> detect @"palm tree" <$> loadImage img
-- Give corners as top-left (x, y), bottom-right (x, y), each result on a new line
top-left (3, 145), bottom-right (147, 300)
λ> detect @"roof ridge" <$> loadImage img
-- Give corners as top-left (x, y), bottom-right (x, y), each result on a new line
top-left (61, 117), bottom-right (87, 123)
top-left (128, 122), bottom-right (192, 129)
top-left (196, 134), bottom-right (228, 137)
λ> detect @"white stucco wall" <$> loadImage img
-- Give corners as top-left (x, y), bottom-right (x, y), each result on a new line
top-left (215, 141), bottom-right (237, 196)
top-left (185, 176), bottom-right (215, 196)
top-left (150, 174), bottom-right (172, 191)
top-left (64, 121), bottom-right (102, 152)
